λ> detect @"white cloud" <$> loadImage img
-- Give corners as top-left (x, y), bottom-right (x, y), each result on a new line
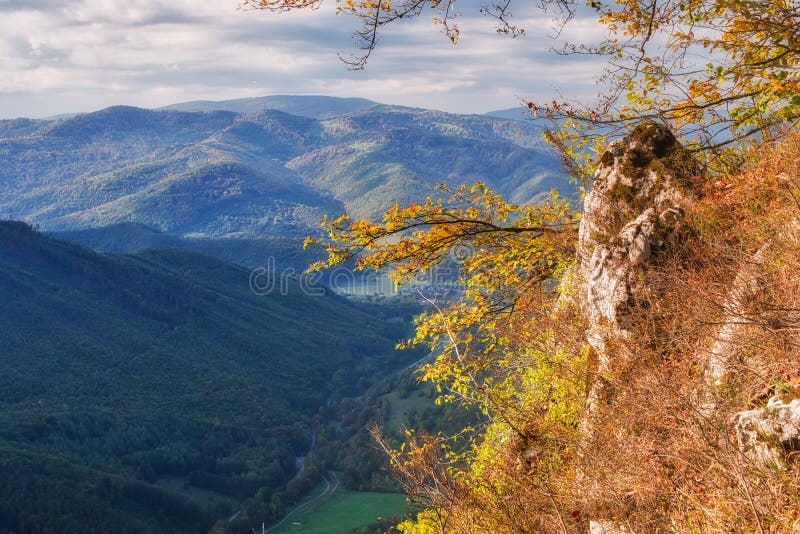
top-left (0, 0), bottom-right (606, 118)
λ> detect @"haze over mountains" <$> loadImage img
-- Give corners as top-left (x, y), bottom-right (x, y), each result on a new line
top-left (0, 95), bottom-right (569, 245)
top-left (0, 95), bottom-right (568, 532)
top-left (159, 94), bottom-right (380, 119)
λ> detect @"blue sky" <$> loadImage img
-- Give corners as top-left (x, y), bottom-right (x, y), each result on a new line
top-left (0, 0), bottom-right (607, 119)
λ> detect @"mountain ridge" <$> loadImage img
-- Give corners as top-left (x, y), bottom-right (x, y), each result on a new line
top-left (159, 94), bottom-right (381, 119)
top-left (0, 96), bottom-right (571, 241)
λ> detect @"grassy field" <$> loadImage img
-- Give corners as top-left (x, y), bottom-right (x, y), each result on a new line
top-left (382, 387), bottom-right (435, 434)
top-left (270, 474), bottom-right (407, 534)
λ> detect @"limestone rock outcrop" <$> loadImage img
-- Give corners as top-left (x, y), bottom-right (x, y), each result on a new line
top-left (576, 122), bottom-right (698, 533)
top-left (734, 395), bottom-right (800, 466)
top-left (575, 122), bottom-right (800, 531)
top-left (578, 122), bottom-right (694, 362)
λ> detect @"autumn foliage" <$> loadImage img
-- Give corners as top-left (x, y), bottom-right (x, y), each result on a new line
top-left (536, 0), bottom-right (800, 180)
top-left (246, 0), bottom-right (800, 531)
top-left (306, 133), bottom-right (800, 534)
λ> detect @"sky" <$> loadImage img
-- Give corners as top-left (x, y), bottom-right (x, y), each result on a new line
top-left (0, 0), bottom-right (608, 119)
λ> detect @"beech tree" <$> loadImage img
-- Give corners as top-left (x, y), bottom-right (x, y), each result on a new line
top-left (305, 184), bottom-right (578, 428)
top-left (304, 184), bottom-right (586, 533)
top-left (243, 1), bottom-right (800, 531)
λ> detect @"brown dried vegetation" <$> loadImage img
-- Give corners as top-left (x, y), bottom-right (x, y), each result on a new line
top-left (385, 134), bottom-right (800, 533)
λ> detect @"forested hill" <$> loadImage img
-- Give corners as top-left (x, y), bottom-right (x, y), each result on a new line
top-left (50, 222), bottom-right (321, 273)
top-left (0, 98), bottom-right (568, 239)
top-left (0, 221), bottom-right (418, 533)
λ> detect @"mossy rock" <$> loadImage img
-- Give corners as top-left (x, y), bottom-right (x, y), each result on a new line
top-left (599, 121), bottom-right (700, 186)
top-left (598, 122), bottom-right (700, 213)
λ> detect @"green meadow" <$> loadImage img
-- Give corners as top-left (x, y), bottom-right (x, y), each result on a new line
top-left (271, 476), bottom-right (407, 534)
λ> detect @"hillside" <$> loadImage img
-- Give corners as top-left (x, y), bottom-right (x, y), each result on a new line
top-left (50, 222), bottom-right (321, 273)
top-left (0, 221), bottom-right (419, 533)
top-left (0, 98), bottom-right (570, 240)
top-left (369, 125), bottom-right (800, 533)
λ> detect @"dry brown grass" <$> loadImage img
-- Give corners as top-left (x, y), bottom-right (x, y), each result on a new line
top-left (385, 134), bottom-right (800, 533)
top-left (575, 133), bottom-right (800, 532)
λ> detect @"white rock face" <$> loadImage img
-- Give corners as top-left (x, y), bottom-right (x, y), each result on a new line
top-left (577, 122), bottom-right (696, 534)
top-left (578, 122), bottom-right (692, 368)
top-left (734, 396), bottom-right (800, 466)
top-left (696, 218), bottom-right (800, 464)
top-left (574, 121), bottom-right (800, 532)
top-left (588, 521), bottom-right (634, 534)
top-left (702, 244), bottom-right (769, 392)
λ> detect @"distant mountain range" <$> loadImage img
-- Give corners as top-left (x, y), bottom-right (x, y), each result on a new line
top-left (0, 96), bottom-right (570, 244)
top-left (160, 94), bottom-right (380, 119)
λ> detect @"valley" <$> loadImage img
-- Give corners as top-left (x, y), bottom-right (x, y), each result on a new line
top-left (4, 0), bottom-right (798, 530)
top-left (0, 95), bottom-right (568, 533)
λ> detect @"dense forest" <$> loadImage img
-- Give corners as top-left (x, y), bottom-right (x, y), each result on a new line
top-left (0, 221), bottom-right (424, 532)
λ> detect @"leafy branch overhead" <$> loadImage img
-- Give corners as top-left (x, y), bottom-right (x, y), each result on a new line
top-left (304, 182), bottom-right (576, 280)
top-left (305, 183), bottom-right (578, 416)
top-left (538, 0), bottom-right (800, 176)
top-left (244, 0), bottom-right (800, 162)
top-left (238, 0), bottom-right (539, 68)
